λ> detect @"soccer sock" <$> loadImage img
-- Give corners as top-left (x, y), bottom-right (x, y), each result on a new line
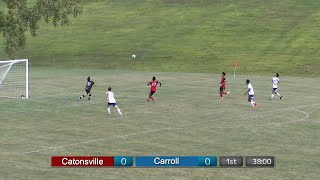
top-left (151, 97), bottom-right (154, 101)
top-left (222, 92), bottom-right (227, 94)
top-left (271, 94), bottom-right (274, 99)
top-left (116, 107), bottom-right (122, 115)
top-left (276, 92), bottom-right (281, 97)
top-left (88, 94), bottom-right (91, 100)
top-left (251, 101), bottom-right (255, 107)
top-left (107, 107), bottom-right (111, 114)
top-left (220, 93), bottom-right (222, 98)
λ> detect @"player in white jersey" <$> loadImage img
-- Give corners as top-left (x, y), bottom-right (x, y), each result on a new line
top-left (244, 79), bottom-right (257, 108)
top-left (106, 87), bottom-right (122, 116)
top-left (270, 73), bottom-right (282, 100)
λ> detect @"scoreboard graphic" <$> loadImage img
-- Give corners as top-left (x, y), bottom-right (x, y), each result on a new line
top-left (51, 156), bottom-right (275, 168)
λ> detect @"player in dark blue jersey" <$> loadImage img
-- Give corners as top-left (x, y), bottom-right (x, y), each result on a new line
top-left (79, 76), bottom-right (96, 100)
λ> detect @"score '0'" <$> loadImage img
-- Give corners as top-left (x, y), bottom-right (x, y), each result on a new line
top-left (205, 158), bottom-right (210, 165)
top-left (121, 158), bottom-right (127, 166)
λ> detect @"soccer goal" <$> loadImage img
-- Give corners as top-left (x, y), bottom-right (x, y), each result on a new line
top-left (0, 59), bottom-right (29, 99)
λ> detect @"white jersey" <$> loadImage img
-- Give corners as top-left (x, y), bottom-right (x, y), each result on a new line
top-left (272, 77), bottom-right (280, 88)
top-left (106, 91), bottom-right (116, 103)
top-left (248, 83), bottom-right (255, 95)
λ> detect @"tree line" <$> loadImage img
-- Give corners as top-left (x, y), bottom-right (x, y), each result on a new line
top-left (0, 0), bottom-right (82, 58)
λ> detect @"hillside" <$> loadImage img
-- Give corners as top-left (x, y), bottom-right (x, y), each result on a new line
top-left (1, 0), bottom-right (320, 76)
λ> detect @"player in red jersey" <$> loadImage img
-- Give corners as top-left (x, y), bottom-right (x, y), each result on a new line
top-left (219, 72), bottom-right (230, 100)
top-left (147, 76), bottom-right (161, 102)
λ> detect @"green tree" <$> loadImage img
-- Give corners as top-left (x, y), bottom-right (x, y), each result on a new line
top-left (0, 0), bottom-right (82, 58)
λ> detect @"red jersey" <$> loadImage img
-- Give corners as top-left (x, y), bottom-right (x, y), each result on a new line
top-left (149, 80), bottom-right (159, 92)
top-left (220, 76), bottom-right (226, 88)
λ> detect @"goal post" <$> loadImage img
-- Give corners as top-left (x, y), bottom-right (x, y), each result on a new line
top-left (0, 59), bottom-right (29, 99)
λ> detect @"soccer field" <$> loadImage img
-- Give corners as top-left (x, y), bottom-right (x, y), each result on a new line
top-left (1, 68), bottom-right (319, 179)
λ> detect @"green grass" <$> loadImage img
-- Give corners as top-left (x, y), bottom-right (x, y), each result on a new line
top-left (1, 0), bottom-right (320, 179)
top-left (1, 0), bottom-right (320, 76)
top-left (1, 68), bottom-right (320, 179)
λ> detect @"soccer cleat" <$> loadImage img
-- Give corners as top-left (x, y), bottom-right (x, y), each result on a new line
top-left (269, 98), bottom-right (272, 100)
top-left (280, 96), bottom-right (282, 100)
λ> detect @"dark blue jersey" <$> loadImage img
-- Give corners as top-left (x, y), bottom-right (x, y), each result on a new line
top-left (85, 80), bottom-right (95, 90)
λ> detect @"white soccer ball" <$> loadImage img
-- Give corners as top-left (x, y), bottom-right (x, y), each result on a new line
top-left (132, 54), bottom-right (136, 58)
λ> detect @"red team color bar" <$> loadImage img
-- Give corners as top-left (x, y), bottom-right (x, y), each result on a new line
top-left (51, 156), bottom-right (114, 167)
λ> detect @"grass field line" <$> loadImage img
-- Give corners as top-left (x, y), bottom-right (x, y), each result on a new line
top-left (207, 108), bottom-right (312, 130)
top-left (0, 81), bottom-right (205, 101)
top-left (292, 109), bottom-right (310, 120)
top-left (16, 102), bottom-right (320, 155)
top-left (29, 79), bottom-right (209, 99)
top-left (6, 95), bottom-right (226, 113)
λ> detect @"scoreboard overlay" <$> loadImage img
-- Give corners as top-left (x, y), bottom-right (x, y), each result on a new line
top-left (51, 156), bottom-right (275, 168)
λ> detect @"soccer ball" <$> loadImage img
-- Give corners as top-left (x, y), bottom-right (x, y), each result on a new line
top-left (132, 54), bottom-right (136, 58)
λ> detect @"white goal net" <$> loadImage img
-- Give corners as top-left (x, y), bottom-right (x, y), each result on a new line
top-left (0, 59), bottom-right (29, 99)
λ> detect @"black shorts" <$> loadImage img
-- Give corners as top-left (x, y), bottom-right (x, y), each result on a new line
top-left (85, 88), bottom-right (91, 94)
top-left (150, 91), bottom-right (156, 95)
top-left (219, 87), bottom-right (225, 93)
top-left (108, 102), bottom-right (117, 107)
